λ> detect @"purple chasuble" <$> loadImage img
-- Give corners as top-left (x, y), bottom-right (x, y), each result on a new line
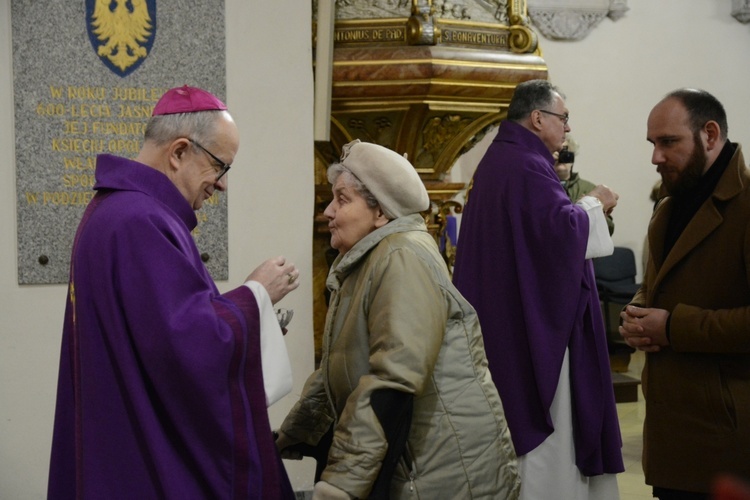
top-left (452, 121), bottom-right (623, 476)
top-left (48, 154), bottom-right (294, 499)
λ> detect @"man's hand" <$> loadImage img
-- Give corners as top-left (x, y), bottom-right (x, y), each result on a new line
top-left (588, 184), bottom-right (619, 215)
top-left (619, 305), bottom-right (670, 352)
top-left (246, 256), bottom-right (300, 304)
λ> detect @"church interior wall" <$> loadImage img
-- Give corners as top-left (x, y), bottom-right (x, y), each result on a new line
top-left (1, 0), bottom-right (749, 496)
top-left (450, 0), bottom-right (750, 282)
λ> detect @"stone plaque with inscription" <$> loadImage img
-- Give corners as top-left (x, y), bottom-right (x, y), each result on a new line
top-left (12, 1), bottom-right (228, 284)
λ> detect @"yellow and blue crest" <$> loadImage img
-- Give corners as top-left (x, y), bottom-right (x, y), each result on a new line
top-left (86, 0), bottom-right (156, 77)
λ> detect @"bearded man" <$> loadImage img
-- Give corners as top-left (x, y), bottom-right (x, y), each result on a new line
top-left (621, 88), bottom-right (750, 499)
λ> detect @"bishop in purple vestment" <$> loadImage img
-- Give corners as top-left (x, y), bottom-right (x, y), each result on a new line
top-left (48, 86), bottom-right (299, 499)
top-left (453, 80), bottom-right (624, 497)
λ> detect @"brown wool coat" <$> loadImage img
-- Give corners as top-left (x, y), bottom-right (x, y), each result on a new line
top-left (632, 144), bottom-right (750, 493)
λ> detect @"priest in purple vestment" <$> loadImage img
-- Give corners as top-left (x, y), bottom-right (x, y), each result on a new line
top-left (452, 79), bottom-right (625, 499)
top-left (48, 86), bottom-right (298, 499)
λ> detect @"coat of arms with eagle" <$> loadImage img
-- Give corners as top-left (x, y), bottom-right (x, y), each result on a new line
top-left (86, 0), bottom-right (156, 77)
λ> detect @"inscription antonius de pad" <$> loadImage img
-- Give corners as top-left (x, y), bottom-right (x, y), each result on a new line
top-left (334, 26), bottom-right (407, 44)
top-left (332, 23), bottom-right (510, 49)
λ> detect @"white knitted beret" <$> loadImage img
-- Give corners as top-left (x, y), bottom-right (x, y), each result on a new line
top-left (339, 139), bottom-right (430, 219)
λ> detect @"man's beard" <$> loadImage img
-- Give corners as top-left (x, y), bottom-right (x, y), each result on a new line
top-left (662, 132), bottom-right (706, 197)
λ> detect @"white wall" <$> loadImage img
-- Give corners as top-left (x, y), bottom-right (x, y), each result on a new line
top-left (2, 0), bottom-right (750, 497)
top-left (225, 1), bottom-right (317, 491)
top-left (532, 0), bottom-right (750, 277)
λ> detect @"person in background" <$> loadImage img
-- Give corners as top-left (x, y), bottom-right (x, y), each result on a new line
top-left (48, 86), bottom-right (299, 499)
top-left (554, 137), bottom-right (615, 235)
top-left (453, 79), bottom-right (624, 499)
top-left (276, 140), bottom-right (520, 500)
top-left (621, 88), bottom-right (750, 500)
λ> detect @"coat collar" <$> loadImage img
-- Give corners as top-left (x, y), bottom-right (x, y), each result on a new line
top-left (563, 171), bottom-right (580, 188)
top-left (496, 120), bottom-right (555, 166)
top-left (94, 154), bottom-right (198, 230)
top-left (326, 213), bottom-right (428, 291)
top-left (649, 143), bottom-right (747, 291)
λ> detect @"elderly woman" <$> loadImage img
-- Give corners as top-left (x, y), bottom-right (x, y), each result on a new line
top-left (277, 140), bottom-right (520, 499)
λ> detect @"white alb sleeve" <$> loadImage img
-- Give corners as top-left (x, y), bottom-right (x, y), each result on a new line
top-left (577, 195), bottom-right (614, 260)
top-left (243, 280), bottom-right (293, 407)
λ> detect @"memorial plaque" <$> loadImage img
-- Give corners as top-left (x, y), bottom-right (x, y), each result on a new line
top-left (12, 1), bottom-right (228, 284)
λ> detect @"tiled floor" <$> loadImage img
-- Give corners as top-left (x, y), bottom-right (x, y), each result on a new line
top-left (615, 349), bottom-right (653, 500)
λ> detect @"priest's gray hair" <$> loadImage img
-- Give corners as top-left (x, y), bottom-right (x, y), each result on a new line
top-left (507, 79), bottom-right (566, 122)
top-left (144, 110), bottom-right (225, 147)
top-left (327, 163), bottom-right (380, 209)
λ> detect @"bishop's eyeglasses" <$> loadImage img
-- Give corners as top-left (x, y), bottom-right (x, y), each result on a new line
top-left (189, 139), bottom-right (231, 181)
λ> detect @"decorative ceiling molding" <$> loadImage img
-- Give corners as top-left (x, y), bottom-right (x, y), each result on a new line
top-left (313, 0), bottom-right (511, 24)
top-left (732, 0), bottom-right (750, 23)
top-left (527, 0), bottom-right (628, 41)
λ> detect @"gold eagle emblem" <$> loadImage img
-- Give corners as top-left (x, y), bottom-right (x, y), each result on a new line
top-left (91, 0), bottom-right (153, 72)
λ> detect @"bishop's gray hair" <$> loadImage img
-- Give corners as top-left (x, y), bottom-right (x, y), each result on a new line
top-left (143, 110), bottom-right (225, 147)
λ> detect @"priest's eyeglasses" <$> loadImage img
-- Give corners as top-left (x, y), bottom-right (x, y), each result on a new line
top-left (189, 139), bottom-right (231, 181)
top-left (538, 109), bottom-right (570, 125)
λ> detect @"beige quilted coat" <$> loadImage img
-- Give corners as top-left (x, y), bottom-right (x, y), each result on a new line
top-left (280, 214), bottom-right (519, 499)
